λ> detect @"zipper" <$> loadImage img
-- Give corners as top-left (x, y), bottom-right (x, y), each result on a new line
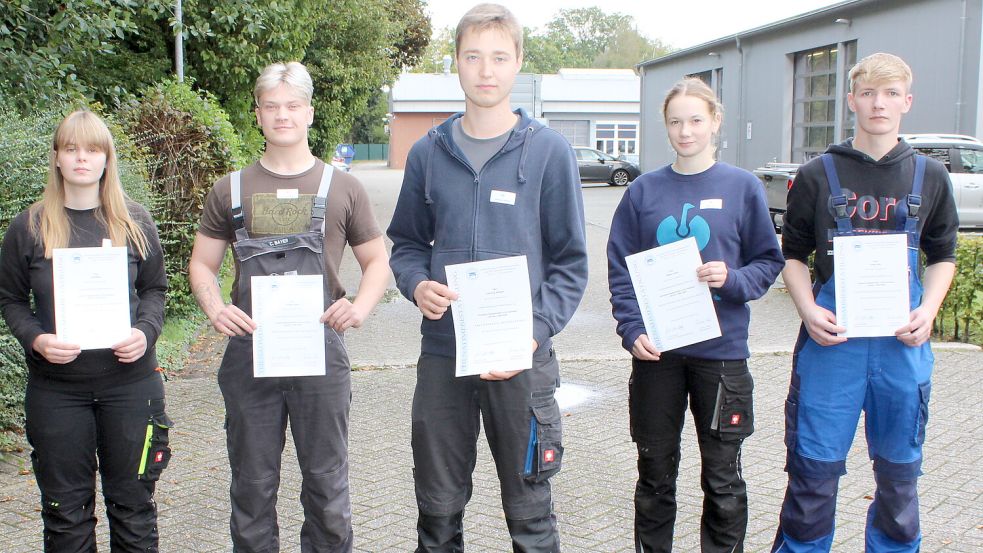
top-left (435, 129), bottom-right (517, 262)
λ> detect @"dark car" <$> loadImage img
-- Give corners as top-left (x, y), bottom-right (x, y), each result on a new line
top-left (574, 147), bottom-right (640, 186)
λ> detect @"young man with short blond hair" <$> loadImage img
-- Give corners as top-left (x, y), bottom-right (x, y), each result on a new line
top-left (189, 61), bottom-right (390, 552)
top-left (772, 53), bottom-right (958, 553)
top-left (387, 4), bottom-right (588, 552)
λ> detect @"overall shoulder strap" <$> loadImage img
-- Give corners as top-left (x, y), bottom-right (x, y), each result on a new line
top-left (900, 155), bottom-right (926, 234)
top-left (820, 154), bottom-right (853, 234)
top-left (309, 164), bottom-right (334, 233)
top-left (230, 170), bottom-right (249, 241)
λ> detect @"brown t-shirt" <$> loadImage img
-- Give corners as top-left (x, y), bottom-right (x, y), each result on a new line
top-left (198, 159), bottom-right (381, 303)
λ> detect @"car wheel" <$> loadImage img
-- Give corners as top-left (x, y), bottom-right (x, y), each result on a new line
top-left (611, 169), bottom-right (630, 186)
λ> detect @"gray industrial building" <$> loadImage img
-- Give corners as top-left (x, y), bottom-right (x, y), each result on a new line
top-left (637, 0), bottom-right (983, 172)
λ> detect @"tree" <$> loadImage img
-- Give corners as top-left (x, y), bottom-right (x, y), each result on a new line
top-left (0, 1), bottom-right (155, 109)
top-left (593, 27), bottom-right (672, 69)
top-left (520, 8), bottom-right (670, 73)
top-left (411, 26), bottom-right (455, 74)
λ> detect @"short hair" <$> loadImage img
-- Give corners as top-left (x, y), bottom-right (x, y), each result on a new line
top-left (662, 77), bottom-right (724, 125)
top-left (455, 3), bottom-right (523, 57)
top-left (254, 62), bottom-right (314, 105)
top-left (849, 53), bottom-right (912, 93)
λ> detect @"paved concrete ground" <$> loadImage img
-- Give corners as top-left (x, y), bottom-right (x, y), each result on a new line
top-left (1, 348), bottom-right (980, 552)
top-left (2, 163), bottom-right (980, 551)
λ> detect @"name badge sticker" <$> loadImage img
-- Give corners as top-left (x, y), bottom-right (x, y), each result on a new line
top-left (700, 198), bottom-right (723, 210)
top-left (490, 190), bottom-right (517, 205)
top-left (277, 188), bottom-right (299, 200)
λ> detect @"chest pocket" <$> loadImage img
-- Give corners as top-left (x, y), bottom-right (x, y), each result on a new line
top-left (229, 166), bottom-right (333, 316)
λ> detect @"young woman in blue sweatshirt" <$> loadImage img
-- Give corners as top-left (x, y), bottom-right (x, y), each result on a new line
top-left (607, 78), bottom-right (784, 553)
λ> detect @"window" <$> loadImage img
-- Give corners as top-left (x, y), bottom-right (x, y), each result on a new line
top-left (576, 148), bottom-right (600, 162)
top-left (595, 122), bottom-right (638, 156)
top-left (792, 42), bottom-right (856, 162)
top-left (914, 148), bottom-right (952, 171)
top-left (955, 148), bottom-right (983, 174)
top-left (550, 120), bottom-right (590, 146)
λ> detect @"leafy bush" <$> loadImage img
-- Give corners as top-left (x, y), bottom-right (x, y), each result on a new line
top-left (935, 235), bottom-right (983, 344)
top-left (120, 79), bottom-right (246, 317)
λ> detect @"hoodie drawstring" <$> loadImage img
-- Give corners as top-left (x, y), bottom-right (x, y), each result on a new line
top-left (517, 126), bottom-right (534, 185)
top-left (424, 130), bottom-right (436, 205)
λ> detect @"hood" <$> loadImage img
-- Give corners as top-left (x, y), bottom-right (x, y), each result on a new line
top-left (421, 108), bottom-right (543, 204)
top-left (825, 138), bottom-right (916, 166)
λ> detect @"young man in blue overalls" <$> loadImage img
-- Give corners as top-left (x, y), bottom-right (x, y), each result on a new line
top-left (772, 53), bottom-right (958, 552)
top-left (189, 62), bottom-right (391, 552)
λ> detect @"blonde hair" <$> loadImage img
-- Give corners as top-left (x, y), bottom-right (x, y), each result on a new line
top-left (662, 77), bottom-right (724, 125)
top-left (455, 3), bottom-right (523, 57)
top-left (29, 110), bottom-right (150, 259)
top-left (254, 62), bottom-right (314, 105)
top-left (849, 53), bottom-right (912, 93)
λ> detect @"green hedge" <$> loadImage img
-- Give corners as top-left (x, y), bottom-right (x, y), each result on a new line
top-left (935, 235), bottom-right (983, 344)
top-left (119, 79), bottom-right (247, 317)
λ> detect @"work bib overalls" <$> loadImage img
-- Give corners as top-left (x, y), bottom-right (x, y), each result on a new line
top-left (217, 165), bottom-right (355, 553)
top-left (773, 154), bottom-right (933, 553)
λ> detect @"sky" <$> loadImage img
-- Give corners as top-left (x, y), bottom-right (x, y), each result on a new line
top-left (424, 0), bottom-right (845, 50)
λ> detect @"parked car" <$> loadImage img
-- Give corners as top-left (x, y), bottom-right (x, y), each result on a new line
top-left (754, 134), bottom-right (983, 230)
top-left (574, 147), bottom-right (640, 186)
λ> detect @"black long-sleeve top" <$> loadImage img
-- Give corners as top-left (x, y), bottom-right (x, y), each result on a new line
top-left (0, 201), bottom-right (167, 391)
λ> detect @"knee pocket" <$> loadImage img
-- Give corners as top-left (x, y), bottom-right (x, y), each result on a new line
top-left (912, 382), bottom-right (930, 446)
top-left (523, 397), bottom-right (563, 483)
top-left (711, 372), bottom-right (754, 440)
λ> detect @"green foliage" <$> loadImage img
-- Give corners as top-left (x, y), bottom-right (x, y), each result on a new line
top-left (348, 89), bottom-right (391, 144)
top-left (0, 326), bottom-right (27, 439)
top-left (935, 235), bottom-right (983, 344)
top-left (120, 79), bottom-right (244, 317)
top-left (412, 26), bottom-right (456, 74)
top-left (0, 1), bottom-right (169, 110)
top-left (178, 0), bottom-right (314, 142)
top-left (303, 0), bottom-right (400, 155)
top-left (413, 9), bottom-right (672, 75)
top-left (593, 27), bottom-right (672, 69)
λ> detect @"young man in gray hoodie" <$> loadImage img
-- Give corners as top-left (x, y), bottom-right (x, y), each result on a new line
top-left (387, 4), bottom-right (588, 552)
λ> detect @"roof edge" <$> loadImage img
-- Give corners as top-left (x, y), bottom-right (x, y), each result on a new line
top-left (636, 0), bottom-right (878, 70)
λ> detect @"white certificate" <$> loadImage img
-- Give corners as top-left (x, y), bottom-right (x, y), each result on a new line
top-left (52, 246), bottom-right (131, 350)
top-left (445, 256), bottom-right (533, 377)
top-left (251, 275), bottom-right (326, 377)
top-left (833, 233), bottom-right (910, 337)
top-left (626, 237), bottom-right (722, 352)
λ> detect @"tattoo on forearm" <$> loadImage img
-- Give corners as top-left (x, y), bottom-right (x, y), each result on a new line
top-left (192, 280), bottom-right (224, 317)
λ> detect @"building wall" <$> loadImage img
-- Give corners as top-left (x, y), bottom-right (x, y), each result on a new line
top-left (387, 112), bottom-right (452, 169)
top-left (640, 0), bottom-right (983, 172)
top-left (545, 112), bottom-right (641, 152)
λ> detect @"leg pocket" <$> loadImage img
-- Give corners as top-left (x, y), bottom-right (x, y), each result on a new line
top-left (911, 381), bottom-right (931, 446)
top-left (139, 399), bottom-right (173, 482)
top-left (711, 372), bottom-right (754, 441)
top-left (523, 401), bottom-right (563, 483)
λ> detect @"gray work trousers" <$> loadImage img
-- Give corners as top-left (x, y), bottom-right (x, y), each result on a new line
top-left (218, 331), bottom-right (353, 553)
top-left (412, 345), bottom-right (564, 553)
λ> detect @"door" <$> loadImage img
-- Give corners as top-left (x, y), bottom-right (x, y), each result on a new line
top-left (952, 146), bottom-right (983, 227)
top-left (577, 149), bottom-right (608, 182)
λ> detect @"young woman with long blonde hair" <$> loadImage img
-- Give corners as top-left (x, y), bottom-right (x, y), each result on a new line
top-left (0, 110), bottom-right (171, 551)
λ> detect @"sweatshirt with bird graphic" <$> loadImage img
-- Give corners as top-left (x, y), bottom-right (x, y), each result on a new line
top-left (607, 161), bottom-right (784, 360)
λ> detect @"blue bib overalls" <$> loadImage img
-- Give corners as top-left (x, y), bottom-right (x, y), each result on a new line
top-left (773, 155), bottom-right (933, 552)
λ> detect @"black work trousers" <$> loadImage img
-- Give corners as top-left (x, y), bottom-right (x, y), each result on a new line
top-left (412, 346), bottom-right (563, 553)
top-left (629, 353), bottom-right (754, 553)
top-left (25, 372), bottom-right (168, 552)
